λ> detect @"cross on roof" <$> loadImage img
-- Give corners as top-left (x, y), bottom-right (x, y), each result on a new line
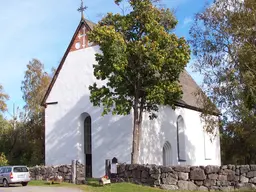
top-left (77, 0), bottom-right (87, 19)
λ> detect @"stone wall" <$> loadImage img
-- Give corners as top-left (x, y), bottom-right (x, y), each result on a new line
top-left (116, 164), bottom-right (256, 191)
top-left (29, 162), bottom-right (85, 183)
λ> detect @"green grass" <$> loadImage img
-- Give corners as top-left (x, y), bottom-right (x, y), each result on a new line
top-left (28, 179), bottom-right (167, 192)
top-left (28, 180), bottom-right (253, 192)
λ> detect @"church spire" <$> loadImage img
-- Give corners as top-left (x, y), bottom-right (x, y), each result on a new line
top-left (77, 0), bottom-right (87, 20)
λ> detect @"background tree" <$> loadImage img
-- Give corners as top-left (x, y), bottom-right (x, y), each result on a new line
top-left (0, 84), bottom-right (9, 112)
top-left (19, 58), bottom-right (52, 165)
top-left (88, 0), bottom-right (190, 163)
top-left (189, 0), bottom-right (256, 164)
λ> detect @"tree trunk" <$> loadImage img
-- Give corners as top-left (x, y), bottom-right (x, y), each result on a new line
top-left (131, 104), bottom-right (141, 164)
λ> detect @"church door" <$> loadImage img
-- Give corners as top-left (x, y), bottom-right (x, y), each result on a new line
top-left (84, 116), bottom-right (92, 178)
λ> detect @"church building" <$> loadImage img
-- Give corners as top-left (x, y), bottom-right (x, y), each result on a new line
top-left (41, 4), bottom-right (221, 178)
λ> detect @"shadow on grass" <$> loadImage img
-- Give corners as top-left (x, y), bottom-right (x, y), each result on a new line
top-left (86, 178), bottom-right (103, 188)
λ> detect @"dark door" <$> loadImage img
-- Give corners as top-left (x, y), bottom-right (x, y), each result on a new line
top-left (84, 116), bottom-right (92, 178)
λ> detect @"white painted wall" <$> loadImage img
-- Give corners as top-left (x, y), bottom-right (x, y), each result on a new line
top-left (139, 106), bottom-right (221, 166)
top-left (45, 45), bottom-right (221, 178)
top-left (45, 46), bottom-right (132, 178)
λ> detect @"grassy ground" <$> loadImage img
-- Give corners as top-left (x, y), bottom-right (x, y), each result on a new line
top-left (28, 180), bottom-right (253, 192)
top-left (29, 179), bottom-right (167, 192)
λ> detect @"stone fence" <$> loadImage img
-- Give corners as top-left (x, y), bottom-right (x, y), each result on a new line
top-left (29, 161), bottom-right (85, 184)
top-left (115, 164), bottom-right (256, 191)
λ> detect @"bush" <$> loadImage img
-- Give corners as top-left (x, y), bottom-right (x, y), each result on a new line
top-left (0, 153), bottom-right (8, 166)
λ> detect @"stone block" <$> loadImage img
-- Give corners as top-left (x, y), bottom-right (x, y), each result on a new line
top-left (198, 186), bottom-right (208, 191)
top-left (240, 175), bottom-right (249, 183)
top-left (216, 180), bottom-right (228, 186)
top-left (249, 177), bottom-right (256, 184)
top-left (161, 173), bottom-right (167, 178)
top-left (227, 171), bottom-right (236, 181)
top-left (218, 174), bottom-right (227, 181)
top-left (117, 164), bottom-right (126, 173)
top-left (204, 179), bottom-right (216, 187)
top-left (178, 180), bottom-right (198, 191)
top-left (247, 171), bottom-right (256, 178)
top-left (160, 184), bottom-right (178, 190)
top-left (178, 172), bottom-right (189, 181)
top-left (190, 168), bottom-right (206, 181)
top-left (167, 172), bottom-right (178, 180)
top-left (132, 169), bottom-right (141, 179)
top-left (208, 174), bottom-right (218, 180)
top-left (148, 165), bottom-right (160, 175)
top-left (221, 165), bottom-right (228, 169)
top-left (240, 165), bottom-right (250, 174)
top-left (162, 176), bottom-right (177, 185)
top-left (250, 165), bottom-right (256, 171)
top-left (235, 183), bottom-right (256, 190)
top-left (160, 166), bottom-right (173, 173)
top-left (129, 164), bottom-right (139, 171)
top-left (172, 165), bottom-right (190, 173)
top-left (151, 173), bottom-right (160, 180)
top-left (195, 181), bottom-right (203, 186)
top-left (141, 170), bottom-right (149, 179)
top-left (227, 165), bottom-right (235, 171)
top-left (235, 168), bottom-right (240, 175)
top-left (205, 165), bottom-right (220, 174)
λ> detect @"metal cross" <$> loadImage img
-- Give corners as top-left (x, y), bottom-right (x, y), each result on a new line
top-left (78, 26), bottom-right (87, 48)
top-left (77, 0), bottom-right (87, 19)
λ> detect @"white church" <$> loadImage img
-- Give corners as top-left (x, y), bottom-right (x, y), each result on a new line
top-left (41, 6), bottom-right (221, 178)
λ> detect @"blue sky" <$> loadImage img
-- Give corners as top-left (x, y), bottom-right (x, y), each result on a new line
top-left (0, 0), bottom-right (211, 115)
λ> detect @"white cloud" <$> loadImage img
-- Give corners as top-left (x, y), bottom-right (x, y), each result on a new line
top-left (183, 17), bottom-right (193, 27)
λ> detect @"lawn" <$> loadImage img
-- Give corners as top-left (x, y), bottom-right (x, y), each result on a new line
top-left (29, 179), bottom-right (167, 192)
top-left (28, 180), bottom-right (253, 192)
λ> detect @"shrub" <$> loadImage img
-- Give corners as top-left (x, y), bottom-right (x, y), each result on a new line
top-left (0, 153), bottom-right (8, 166)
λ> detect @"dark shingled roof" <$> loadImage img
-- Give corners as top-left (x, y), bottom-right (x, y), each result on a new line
top-left (84, 19), bottom-right (95, 30)
top-left (42, 19), bottom-right (218, 115)
top-left (178, 71), bottom-right (203, 109)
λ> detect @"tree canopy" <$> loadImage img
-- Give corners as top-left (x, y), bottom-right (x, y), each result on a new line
top-left (0, 59), bottom-right (53, 166)
top-left (88, 0), bottom-right (190, 163)
top-left (189, 0), bottom-right (256, 164)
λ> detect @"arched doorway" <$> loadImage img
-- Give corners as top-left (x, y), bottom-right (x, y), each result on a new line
top-left (84, 115), bottom-right (92, 178)
top-left (163, 141), bottom-right (172, 166)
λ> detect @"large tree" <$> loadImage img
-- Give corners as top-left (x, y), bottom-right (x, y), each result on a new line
top-left (88, 0), bottom-right (190, 163)
top-left (189, 0), bottom-right (256, 164)
top-left (20, 59), bottom-right (52, 165)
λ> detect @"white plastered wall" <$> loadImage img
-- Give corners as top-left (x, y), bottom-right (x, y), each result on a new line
top-left (45, 46), bottom-right (132, 178)
top-left (139, 106), bottom-right (221, 166)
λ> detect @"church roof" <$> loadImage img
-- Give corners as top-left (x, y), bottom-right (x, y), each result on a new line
top-left (41, 18), bottom-right (219, 116)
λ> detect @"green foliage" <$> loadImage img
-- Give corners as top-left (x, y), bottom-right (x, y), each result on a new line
top-left (0, 153), bottom-right (8, 166)
top-left (189, 0), bottom-right (256, 164)
top-left (0, 84), bottom-right (9, 113)
top-left (0, 59), bottom-right (53, 166)
top-left (88, 0), bottom-right (190, 163)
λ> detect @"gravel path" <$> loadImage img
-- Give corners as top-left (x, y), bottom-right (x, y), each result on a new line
top-left (0, 186), bottom-right (83, 192)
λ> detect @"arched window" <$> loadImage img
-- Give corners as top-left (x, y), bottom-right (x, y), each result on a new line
top-left (163, 141), bottom-right (172, 166)
top-left (204, 130), bottom-right (212, 160)
top-left (177, 116), bottom-right (186, 161)
top-left (84, 115), bottom-right (92, 177)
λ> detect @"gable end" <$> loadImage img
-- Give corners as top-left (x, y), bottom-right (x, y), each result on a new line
top-left (41, 19), bottom-right (95, 107)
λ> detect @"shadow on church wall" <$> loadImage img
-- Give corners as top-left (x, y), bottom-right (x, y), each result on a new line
top-left (46, 95), bottom-right (132, 178)
top-left (139, 105), bottom-right (196, 166)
